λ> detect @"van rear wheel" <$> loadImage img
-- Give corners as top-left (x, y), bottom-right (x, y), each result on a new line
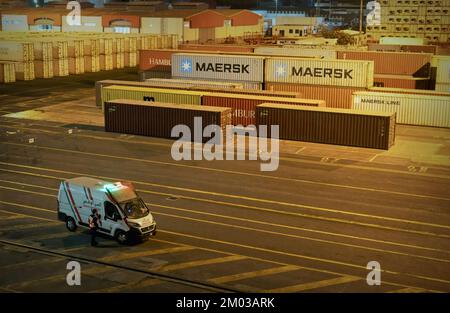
top-left (66, 217), bottom-right (77, 232)
top-left (116, 230), bottom-right (128, 244)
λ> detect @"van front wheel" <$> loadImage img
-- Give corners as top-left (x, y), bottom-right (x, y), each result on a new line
top-left (66, 217), bottom-right (77, 232)
top-left (116, 230), bottom-right (128, 244)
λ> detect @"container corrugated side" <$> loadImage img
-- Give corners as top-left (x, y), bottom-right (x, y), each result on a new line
top-left (173, 76), bottom-right (262, 90)
top-left (432, 56), bottom-right (450, 84)
top-left (256, 103), bottom-right (395, 150)
top-left (172, 53), bottom-right (265, 83)
top-left (265, 82), bottom-right (364, 109)
top-left (145, 78), bottom-right (244, 89)
top-left (105, 99), bottom-right (232, 142)
top-left (101, 85), bottom-right (204, 111)
top-left (254, 47), bottom-right (337, 59)
top-left (0, 41), bottom-right (34, 62)
top-left (202, 94), bottom-right (325, 126)
top-left (368, 87), bottom-right (450, 97)
top-left (337, 51), bottom-right (432, 77)
top-left (373, 75), bottom-right (430, 89)
top-left (265, 57), bottom-right (374, 88)
top-left (435, 83), bottom-right (450, 93)
top-left (352, 91), bottom-right (450, 128)
top-left (95, 79), bottom-right (302, 108)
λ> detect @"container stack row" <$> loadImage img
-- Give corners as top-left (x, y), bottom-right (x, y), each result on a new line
top-left (0, 32), bottom-right (178, 82)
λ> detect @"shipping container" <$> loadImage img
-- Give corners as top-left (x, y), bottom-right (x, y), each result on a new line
top-left (368, 86), bottom-right (450, 97)
top-left (373, 74), bottom-right (430, 89)
top-left (0, 62), bottom-right (16, 83)
top-left (352, 91), bottom-right (450, 128)
top-left (435, 83), bottom-right (450, 92)
top-left (202, 93), bottom-right (325, 126)
top-left (101, 85), bottom-right (205, 110)
top-left (68, 57), bottom-right (85, 75)
top-left (145, 78), bottom-right (244, 89)
top-left (34, 60), bottom-right (54, 79)
top-left (0, 41), bottom-right (34, 62)
top-left (139, 49), bottom-right (174, 72)
top-left (178, 44), bottom-right (255, 53)
top-left (264, 57), bottom-right (374, 88)
top-left (14, 61), bottom-right (34, 81)
top-left (105, 99), bottom-right (232, 143)
top-left (53, 58), bottom-right (69, 77)
top-left (254, 46), bottom-right (337, 59)
top-left (265, 82), bottom-right (364, 109)
top-left (380, 37), bottom-right (425, 45)
top-left (432, 55), bottom-right (450, 84)
top-left (61, 15), bottom-right (103, 33)
top-left (368, 44), bottom-right (437, 54)
top-left (337, 50), bottom-right (432, 77)
top-left (256, 103), bottom-right (396, 150)
top-left (172, 53), bottom-right (265, 83)
top-left (1, 14), bottom-right (28, 32)
top-left (173, 76), bottom-right (263, 90)
top-left (138, 70), bottom-right (172, 81)
top-left (96, 79), bottom-right (302, 108)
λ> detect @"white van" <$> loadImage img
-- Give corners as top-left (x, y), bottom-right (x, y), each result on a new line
top-left (57, 177), bottom-right (156, 244)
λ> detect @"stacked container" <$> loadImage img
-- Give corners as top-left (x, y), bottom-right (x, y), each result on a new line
top-left (172, 53), bottom-right (265, 90)
top-left (0, 62), bottom-right (16, 83)
top-left (264, 57), bottom-right (374, 108)
top-left (0, 41), bottom-right (34, 80)
top-left (432, 55), bottom-right (450, 92)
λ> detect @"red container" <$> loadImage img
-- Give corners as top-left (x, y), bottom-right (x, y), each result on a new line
top-left (265, 82), bottom-right (365, 109)
top-left (337, 50), bottom-right (432, 77)
top-left (138, 49), bottom-right (173, 71)
top-left (373, 75), bottom-right (430, 89)
top-left (188, 10), bottom-right (225, 28)
top-left (202, 93), bottom-right (325, 126)
top-left (103, 14), bottom-right (140, 28)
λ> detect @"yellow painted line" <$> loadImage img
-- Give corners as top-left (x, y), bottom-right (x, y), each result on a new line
top-left (99, 246), bottom-right (196, 263)
top-left (388, 287), bottom-right (427, 293)
top-left (265, 276), bottom-right (361, 293)
top-left (159, 255), bottom-right (247, 272)
top-left (158, 229), bottom-right (450, 286)
top-left (30, 231), bottom-right (76, 241)
top-left (0, 179), bottom-right (57, 191)
top-left (0, 208), bottom-right (54, 223)
top-left (6, 266), bottom-right (113, 290)
top-left (2, 141), bottom-right (450, 201)
top-left (0, 110), bottom-right (13, 114)
top-left (0, 257), bottom-right (62, 270)
top-left (209, 265), bottom-right (301, 284)
top-left (3, 123), bottom-right (450, 180)
top-left (90, 278), bottom-right (161, 293)
top-left (61, 247), bottom-right (85, 253)
top-left (1, 164), bottom-right (449, 233)
top-left (2, 182), bottom-right (449, 261)
top-left (0, 185), bottom-right (57, 198)
top-left (1, 124), bottom-right (60, 135)
top-left (4, 214), bottom-right (29, 220)
top-left (0, 205), bottom-right (440, 293)
top-left (152, 209), bottom-right (450, 264)
top-left (4, 174), bottom-right (440, 255)
top-left (0, 221), bottom-right (58, 232)
top-left (0, 200), bottom-right (54, 214)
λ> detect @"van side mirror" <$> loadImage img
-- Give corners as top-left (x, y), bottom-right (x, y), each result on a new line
top-left (113, 212), bottom-right (121, 221)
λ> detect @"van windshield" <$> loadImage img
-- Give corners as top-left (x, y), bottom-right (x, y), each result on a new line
top-left (120, 198), bottom-right (149, 219)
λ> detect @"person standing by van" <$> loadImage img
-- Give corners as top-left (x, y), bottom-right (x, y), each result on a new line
top-left (88, 208), bottom-right (102, 247)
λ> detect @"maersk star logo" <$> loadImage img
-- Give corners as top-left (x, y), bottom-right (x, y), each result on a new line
top-left (275, 64), bottom-right (287, 78)
top-left (181, 58), bottom-right (193, 73)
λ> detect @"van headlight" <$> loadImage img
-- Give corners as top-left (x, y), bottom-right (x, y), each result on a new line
top-left (127, 221), bottom-right (140, 228)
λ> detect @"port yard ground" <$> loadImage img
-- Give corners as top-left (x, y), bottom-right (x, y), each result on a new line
top-left (0, 70), bottom-right (449, 293)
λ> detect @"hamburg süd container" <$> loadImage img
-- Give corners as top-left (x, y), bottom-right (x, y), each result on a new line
top-left (105, 99), bottom-right (232, 142)
top-left (352, 91), bottom-right (450, 128)
top-left (256, 103), bottom-right (396, 150)
top-left (337, 51), bottom-right (432, 77)
top-left (172, 53), bottom-right (265, 83)
top-left (101, 85), bottom-right (204, 110)
top-left (203, 93), bottom-right (325, 126)
top-left (265, 82), bottom-right (364, 109)
top-left (264, 57), bottom-right (374, 88)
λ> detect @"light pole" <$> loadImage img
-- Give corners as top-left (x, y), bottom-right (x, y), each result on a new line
top-left (359, 0), bottom-right (363, 33)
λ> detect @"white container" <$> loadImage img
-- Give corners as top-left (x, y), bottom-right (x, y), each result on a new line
top-left (265, 57), bottom-right (374, 88)
top-left (172, 53), bottom-right (265, 83)
top-left (0, 41), bottom-right (34, 62)
top-left (432, 56), bottom-right (450, 84)
top-left (1, 15), bottom-right (28, 32)
top-left (254, 46), bottom-right (337, 59)
top-left (435, 83), bottom-right (450, 93)
top-left (380, 37), bottom-right (425, 45)
top-left (352, 91), bottom-right (450, 128)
